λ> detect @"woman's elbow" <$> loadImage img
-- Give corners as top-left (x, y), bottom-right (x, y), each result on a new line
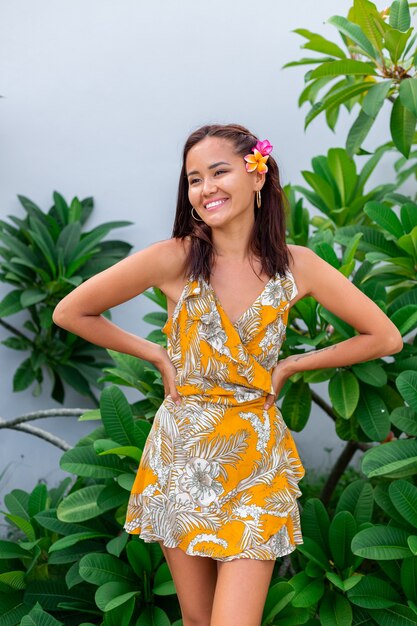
top-left (52, 300), bottom-right (76, 330)
top-left (384, 330), bottom-right (403, 355)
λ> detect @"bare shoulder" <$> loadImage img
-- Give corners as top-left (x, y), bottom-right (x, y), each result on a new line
top-left (286, 244), bottom-right (312, 301)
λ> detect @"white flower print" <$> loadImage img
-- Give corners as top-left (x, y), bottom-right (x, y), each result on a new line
top-left (177, 457), bottom-right (224, 507)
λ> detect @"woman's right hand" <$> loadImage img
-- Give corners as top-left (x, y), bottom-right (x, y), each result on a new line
top-left (156, 349), bottom-right (181, 405)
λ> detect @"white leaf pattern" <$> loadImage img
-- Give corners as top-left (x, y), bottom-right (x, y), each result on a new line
top-left (124, 269), bottom-right (305, 560)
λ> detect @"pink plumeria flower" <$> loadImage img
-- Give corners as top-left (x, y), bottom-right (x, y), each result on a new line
top-left (244, 139), bottom-right (273, 174)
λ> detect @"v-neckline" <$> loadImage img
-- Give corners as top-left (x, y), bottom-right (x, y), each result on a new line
top-left (201, 274), bottom-right (276, 327)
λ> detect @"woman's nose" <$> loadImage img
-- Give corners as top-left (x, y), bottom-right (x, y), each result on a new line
top-left (202, 177), bottom-right (218, 194)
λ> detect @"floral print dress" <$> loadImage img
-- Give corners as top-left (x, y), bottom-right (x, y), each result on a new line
top-left (124, 270), bottom-right (305, 561)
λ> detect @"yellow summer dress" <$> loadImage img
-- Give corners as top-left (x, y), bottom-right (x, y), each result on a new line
top-left (124, 269), bottom-right (305, 561)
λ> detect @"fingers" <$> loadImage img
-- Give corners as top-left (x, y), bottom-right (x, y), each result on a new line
top-left (165, 387), bottom-right (181, 405)
top-left (263, 393), bottom-right (276, 410)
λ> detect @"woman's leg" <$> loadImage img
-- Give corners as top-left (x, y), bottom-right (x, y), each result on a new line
top-left (210, 558), bottom-right (276, 626)
top-left (158, 541), bottom-right (218, 626)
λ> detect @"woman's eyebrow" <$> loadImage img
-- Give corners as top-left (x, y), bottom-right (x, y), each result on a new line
top-left (186, 161), bottom-right (231, 177)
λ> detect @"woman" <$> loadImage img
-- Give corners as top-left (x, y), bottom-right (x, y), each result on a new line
top-left (53, 123), bottom-right (402, 626)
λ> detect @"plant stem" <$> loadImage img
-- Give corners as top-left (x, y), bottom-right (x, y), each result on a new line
top-left (0, 419), bottom-right (71, 451)
top-left (0, 318), bottom-right (33, 343)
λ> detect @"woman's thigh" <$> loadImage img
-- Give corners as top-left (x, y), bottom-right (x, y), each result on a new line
top-left (210, 557), bottom-right (276, 626)
top-left (158, 541), bottom-right (218, 626)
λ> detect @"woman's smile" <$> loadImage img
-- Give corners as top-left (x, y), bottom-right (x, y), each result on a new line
top-left (204, 198), bottom-right (229, 212)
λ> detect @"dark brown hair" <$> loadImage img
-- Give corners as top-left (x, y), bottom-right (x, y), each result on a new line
top-left (172, 123), bottom-right (292, 282)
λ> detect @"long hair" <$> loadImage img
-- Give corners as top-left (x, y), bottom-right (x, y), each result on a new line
top-left (172, 123), bottom-right (293, 282)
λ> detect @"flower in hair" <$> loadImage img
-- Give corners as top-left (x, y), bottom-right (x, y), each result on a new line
top-left (244, 139), bottom-right (273, 174)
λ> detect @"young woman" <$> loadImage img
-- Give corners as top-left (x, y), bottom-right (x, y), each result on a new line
top-left (53, 123), bottom-right (403, 626)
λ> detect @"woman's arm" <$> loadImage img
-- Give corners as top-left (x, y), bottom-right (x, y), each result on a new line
top-left (52, 238), bottom-right (183, 369)
top-left (283, 245), bottom-right (403, 377)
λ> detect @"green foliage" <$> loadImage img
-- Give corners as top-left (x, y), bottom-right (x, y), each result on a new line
top-left (284, 0), bottom-right (417, 157)
top-left (0, 386), bottom-right (180, 625)
top-left (0, 192), bottom-right (133, 403)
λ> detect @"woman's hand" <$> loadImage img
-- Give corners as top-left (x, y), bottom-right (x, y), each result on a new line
top-left (156, 349), bottom-right (181, 405)
top-left (263, 357), bottom-right (296, 410)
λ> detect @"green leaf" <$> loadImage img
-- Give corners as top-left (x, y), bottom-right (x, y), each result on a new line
top-left (126, 540), bottom-right (152, 578)
top-left (351, 361), bottom-right (387, 387)
top-left (28, 484), bottom-right (48, 518)
top-left (57, 484), bottom-right (107, 522)
top-left (13, 358), bottom-right (36, 392)
top-left (396, 371), bottom-right (417, 410)
top-left (135, 606), bottom-right (171, 626)
top-left (390, 0), bottom-right (411, 31)
top-left (0, 337), bottom-right (32, 350)
top-left (327, 15), bottom-right (378, 59)
top-left (0, 290), bottom-right (24, 316)
top-left (399, 78), bottom-right (417, 116)
top-left (390, 96), bottom-right (417, 158)
top-left (335, 480), bottom-right (374, 525)
top-left (389, 479), bottom-right (417, 527)
top-left (319, 589), bottom-right (353, 626)
top-left (290, 572), bottom-right (325, 608)
top-left (78, 553), bottom-right (136, 586)
top-left (20, 604), bottom-right (64, 625)
top-left (60, 444), bottom-right (128, 478)
top-left (95, 582), bottom-right (138, 612)
top-left (56, 223), bottom-right (82, 265)
top-left (262, 581), bottom-right (297, 624)
top-left (55, 364), bottom-right (92, 397)
top-left (329, 370), bottom-right (360, 419)
top-left (391, 305), bottom-right (417, 336)
top-left (370, 603), bottom-right (417, 624)
top-left (20, 288), bottom-right (47, 307)
top-left (327, 147), bottom-right (357, 206)
top-left (329, 511), bottom-right (357, 571)
top-left (305, 81), bottom-right (372, 129)
top-left (0, 592), bottom-right (27, 626)
top-left (362, 438), bottom-right (417, 479)
top-left (362, 80), bottom-right (392, 117)
top-left (390, 406), bottom-right (417, 436)
top-left (364, 201), bottom-right (404, 237)
top-left (310, 59), bottom-right (377, 79)
top-left (281, 380), bottom-right (311, 431)
top-left (100, 386), bottom-right (136, 446)
top-left (346, 109), bottom-right (375, 156)
top-left (49, 531), bottom-right (111, 553)
top-left (347, 574), bottom-right (401, 608)
top-left (294, 28), bottom-right (347, 59)
top-left (351, 525), bottom-right (411, 560)
top-left (0, 571), bottom-right (25, 591)
top-left (384, 27), bottom-right (413, 64)
top-left (98, 446), bottom-right (142, 463)
top-left (153, 562), bottom-right (176, 596)
top-left (354, 386), bottom-right (390, 441)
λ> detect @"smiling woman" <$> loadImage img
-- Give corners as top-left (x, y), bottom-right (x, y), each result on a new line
top-left (52, 122), bottom-right (402, 626)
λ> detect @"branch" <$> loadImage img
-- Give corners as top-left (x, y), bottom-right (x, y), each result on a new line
top-left (3, 408), bottom-right (89, 427)
top-left (0, 318), bottom-right (33, 343)
top-left (0, 419), bottom-right (71, 451)
top-left (0, 408), bottom-right (91, 451)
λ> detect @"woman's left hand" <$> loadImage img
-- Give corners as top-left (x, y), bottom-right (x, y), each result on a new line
top-left (263, 357), bottom-right (296, 410)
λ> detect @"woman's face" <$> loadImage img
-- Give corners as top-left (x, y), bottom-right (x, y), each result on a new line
top-left (185, 137), bottom-right (264, 226)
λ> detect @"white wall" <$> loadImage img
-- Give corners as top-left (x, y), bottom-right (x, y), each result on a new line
top-left (0, 0), bottom-right (400, 510)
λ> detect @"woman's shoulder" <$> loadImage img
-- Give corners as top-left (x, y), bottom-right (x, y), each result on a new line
top-left (286, 244), bottom-right (315, 300)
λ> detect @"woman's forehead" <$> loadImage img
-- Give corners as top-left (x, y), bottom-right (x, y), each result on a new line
top-left (186, 137), bottom-right (236, 166)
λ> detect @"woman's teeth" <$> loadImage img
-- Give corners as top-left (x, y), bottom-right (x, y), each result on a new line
top-left (205, 199), bottom-right (228, 211)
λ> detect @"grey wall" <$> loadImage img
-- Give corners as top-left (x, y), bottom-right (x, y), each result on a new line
top-left (0, 0), bottom-right (400, 512)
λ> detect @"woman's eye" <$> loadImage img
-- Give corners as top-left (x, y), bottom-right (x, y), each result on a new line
top-left (189, 170), bottom-right (227, 185)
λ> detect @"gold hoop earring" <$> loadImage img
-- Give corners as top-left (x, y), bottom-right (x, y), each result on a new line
top-left (191, 207), bottom-right (204, 222)
top-left (256, 190), bottom-right (261, 209)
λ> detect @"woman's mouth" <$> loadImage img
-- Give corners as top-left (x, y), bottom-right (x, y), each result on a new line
top-left (204, 198), bottom-right (229, 211)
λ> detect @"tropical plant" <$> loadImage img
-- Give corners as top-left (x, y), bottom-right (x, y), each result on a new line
top-left (0, 386), bottom-right (183, 626)
top-left (0, 192), bottom-right (132, 403)
top-left (284, 0), bottom-right (417, 158)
